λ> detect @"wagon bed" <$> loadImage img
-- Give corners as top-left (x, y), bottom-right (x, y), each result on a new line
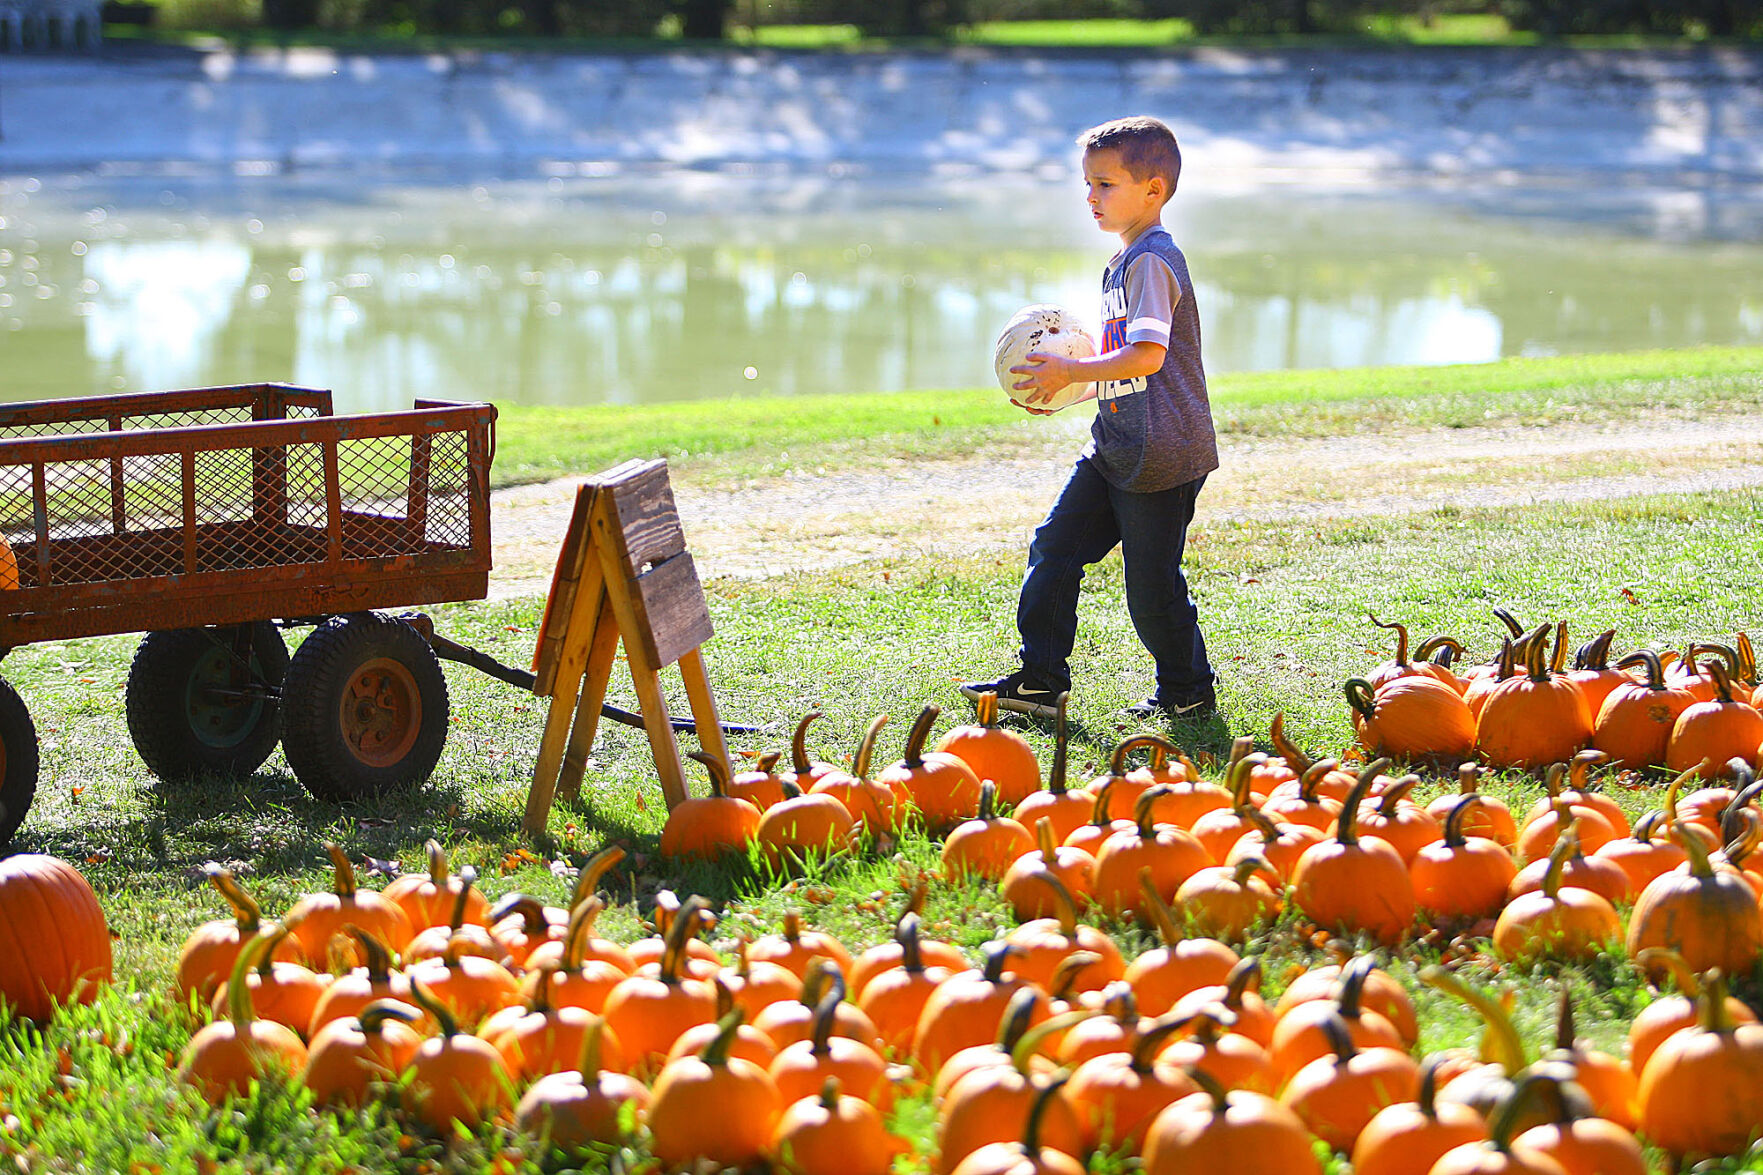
top-left (0, 383), bottom-right (494, 647)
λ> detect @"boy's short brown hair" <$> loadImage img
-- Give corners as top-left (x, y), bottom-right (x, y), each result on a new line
top-left (1077, 116), bottom-right (1182, 198)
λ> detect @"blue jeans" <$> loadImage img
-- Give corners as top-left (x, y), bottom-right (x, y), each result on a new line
top-left (1016, 458), bottom-right (1214, 703)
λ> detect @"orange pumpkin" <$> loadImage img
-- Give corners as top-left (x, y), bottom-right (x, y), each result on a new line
top-left (178, 927), bottom-right (310, 1105)
top-left (1627, 947), bottom-right (1759, 1076)
top-left (1065, 1018), bottom-right (1197, 1151)
top-left (810, 714), bottom-right (905, 835)
top-left (659, 751), bottom-right (762, 859)
top-left (284, 843), bottom-right (412, 966)
top-left (1289, 759), bottom-right (1417, 945)
top-left (1350, 1057), bottom-right (1488, 1175)
top-left (0, 853), bottom-right (113, 1023)
top-left (877, 703), bottom-right (982, 832)
top-left (1091, 784), bottom-right (1213, 919)
top-left (938, 1012), bottom-right (1088, 1175)
top-left (382, 838), bottom-right (488, 938)
top-left (1225, 809), bottom-right (1328, 883)
top-left (1354, 774), bottom-right (1444, 863)
top-left (649, 1009), bottom-right (783, 1167)
top-left (856, 911), bottom-right (957, 1062)
top-left (770, 1076), bottom-right (905, 1175)
top-left (1593, 808), bottom-right (1688, 895)
top-left (1493, 834), bottom-right (1622, 962)
top-left (1423, 762), bottom-right (1518, 847)
top-left (1666, 660), bottom-right (1763, 780)
top-left (1141, 1069), bottom-right (1323, 1174)
top-left (914, 941), bottom-right (1049, 1075)
top-left (730, 748), bottom-right (790, 811)
top-left (176, 864), bottom-right (297, 1011)
top-left (1001, 816), bottom-right (1098, 920)
top-left (210, 923), bottom-right (327, 1037)
top-left (756, 779), bottom-right (857, 870)
top-left (1278, 1010), bottom-right (1420, 1153)
top-left (1506, 821), bottom-right (1632, 907)
top-left (943, 782), bottom-right (1035, 882)
top-left (769, 985), bottom-right (892, 1111)
top-left (301, 998), bottom-right (424, 1108)
top-left (1635, 967), bottom-right (1763, 1161)
top-left (1428, 1074), bottom-right (1573, 1175)
top-left (1626, 819), bottom-right (1763, 975)
top-left (1594, 650), bottom-right (1697, 771)
top-left (402, 974), bottom-right (514, 1130)
top-left (1345, 674), bottom-right (1477, 764)
top-left (1172, 856), bottom-right (1283, 940)
top-left (514, 1013), bottom-right (650, 1150)
top-left (1156, 1000), bottom-right (1276, 1095)
top-left (1409, 794), bottom-right (1519, 921)
top-left (1539, 989), bottom-right (1636, 1131)
top-left (937, 690), bottom-right (1042, 807)
top-left (1267, 956), bottom-right (1406, 1089)
top-left (306, 926), bottom-right (415, 1038)
top-left (600, 895), bottom-right (719, 1071)
top-left (1123, 870), bottom-right (1240, 1016)
top-left (1476, 632), bottom-right (1594, 771)
top-left (779, 710), bottom-right (845, 795)
top-left (944, 1073), bottom-right (1085, 1175)
top-left (1001, 869), bottom-right (1124, 994)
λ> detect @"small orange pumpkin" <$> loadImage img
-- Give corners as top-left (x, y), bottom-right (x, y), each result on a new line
top-left (514, 1012), bottom-right (649, 1150)
top-left (0, 853), bottom-right (113, 1023)
top-left (648, 1009), bottom-right (784, 1168)
top-left (658, 751), bottom-right (762, 860)
top-left (178, 927), bottom-right (310, 1105)
top-left (937, 690), bottom-right (1042, 807)
top-left (284, 843), bottom-right (412, 966)
top-left (943, 781), bottom-right (1035, 882)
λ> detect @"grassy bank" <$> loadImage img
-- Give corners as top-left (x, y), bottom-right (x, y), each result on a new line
top-left (4, 347), bottom-right (1763, 1171)
top-left (490, 346), bottom-right (1763, 487)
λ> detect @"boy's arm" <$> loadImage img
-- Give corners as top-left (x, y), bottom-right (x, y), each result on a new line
top-left (1010, 340), bottom-right (1167, 409)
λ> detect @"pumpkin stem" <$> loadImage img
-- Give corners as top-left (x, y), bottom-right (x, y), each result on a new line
top-left (1417, 1055), bottom-right (1446, 1121)
top-left (1707, 659), bottom-right (1740, 705)
top-left (852, 714), bottom-right (889, 781)
top-left (444, 865), bottom-right (477, 932)
top-left (1299, 757), bottom-right (1337, 804)
top-left (977, 780), bottom-right (999, 822)
top-left (809, 983), bottom-right (841, 1057)
top-left (1182, 1064), bottom-right (1232, 1115)
top-left (1523, 627), bottom-right (1553, 684)
top-left (224, 925), bottom-right (279, 1029)
top-left (1316, 1011), bottom-right (1359, 1066)
top-left (205, 864), bottom-right (265, 934)
top-left (1110, 733), bottom-right (1174, 779)
top-left (1377, 776), bottom-right (1418, 814)
top-left (406, 974), bottom-right (460, 1038)
top-left (1047, 950), bottom-right (1101, 1004)
top-left (1046, 692), bottom-right (1071, 794)
top-left (660, 894), bottom-right (710, 986)
top-left (1553, 989), bottom-right (1576, 1053)
top-left (576, 1013), bottom-right (608, 1077)
top-left (1489, 1073), bottom-right (1556, 1154)
top-left (1493, 606), bottom-right (1525, 639)
top-left (700, 1008), bottom-right (746, 1068)
top-left (1616, 648), bottom-right (1668, 691)
top-left (1029, 865), bottom-right (1082, 939)
top-left (1549, 621), bottom-right (1570, 675)
top-left (979, 940), bottom-right (1017, 985)
top-left (568, 845), bottom-right (627, 911)
top-left (345, 925), bottom-right (396, 983)
top-left (1419, 965), bottom-right (1528, 1075)
top-left (1230, 855), bottom-right (1274, 889)
top-left (1334, 955), bottom-right (1376, 1020)
top-left (1443, 794), bottom-right (1484, 848)
top-left (561, 895), bottom-right (605, 970)
top-left (895, 912), bottom-right (926, 974)
top-left (1700, 969), bottom-right (1737, 1035)
top-left (1416, 634), bottom-right (1466, 668)
top-left (1636, 947), bottom-right (1700, 996)
top-left (976, 691), bottom-right (1000, 729)
top-left (1336, 759), bottom-right (1390, 848)
top-left (1567, 749), bottom-right (1608, 794)
top-left (1140, 866), bottom-right (1185, 947)
top-left (791, 711), bottom-right (824, 776)
top-left (686, 749), bottom-right (735, 799)
top-left (1574, 630), bottom-right (1617, 672)
top-left (1010, 1007), bottom-right (1097, 1075)
top-left (255, 923), bottom-right (296, 979)
top-left (422, 838), bottom-right (451, 885)
top-left (901, 704), bottom-right (941, 768)
top-left (1034, 816), bottom-right (1058, 861)
top-left (358, 997), bottom-right (421, 1038)
top-left (1086, 779), bottom-right (1116, 829)
top-left (1134, 782), bottom-right (1178, 837)
top-left (818, 1076), bottom-right (843, 1112)
top-left (1020, 1072), bottom-right (1073, 1157)
top-left (325, 843), bottom-right (358, 899)
top-left (1268, 711), bottom-right (1314, 774)
top-left (1540, 833), bottom-right (1576, 901)
top-left (1457, 762), bottom-right (1483, 796)
top-left (1369, 611), bottom-right (1412, 667)
top-left (1675, 820), bottom-right (1716, 879)
top-left (1225, 956), bottom-right (1262, 1005)
top-left (1129, 1015), bottom-right (1188, 1073)
top-left (489, 894), bottom-right (549, 939)
top-left (1169, 1001), bottom-right (1236, 1045)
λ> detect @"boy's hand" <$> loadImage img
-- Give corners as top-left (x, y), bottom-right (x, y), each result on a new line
top-left (1010, 351), bottom-right (1075, 403)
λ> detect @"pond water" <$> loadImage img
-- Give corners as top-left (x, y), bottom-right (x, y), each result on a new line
top-left (3, 168), bottom-right (1762, 414)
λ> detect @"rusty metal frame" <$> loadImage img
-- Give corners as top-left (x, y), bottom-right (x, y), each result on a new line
top-left (0, 385), bottom-right (497, 650)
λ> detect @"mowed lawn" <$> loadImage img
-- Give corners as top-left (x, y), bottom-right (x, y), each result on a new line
top-left (3, 348), bottom-right (1763, 1172)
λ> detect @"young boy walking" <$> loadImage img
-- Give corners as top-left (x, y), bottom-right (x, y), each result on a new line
top-left (962, 115), bottom-right (1218, 723)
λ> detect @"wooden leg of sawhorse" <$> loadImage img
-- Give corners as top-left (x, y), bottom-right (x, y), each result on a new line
top-left (555, 611), bottom-right (623, 804)
top-left (678, 647), bottom-right (729, 772)
top-left (626, 652), bottom-right (690, 811)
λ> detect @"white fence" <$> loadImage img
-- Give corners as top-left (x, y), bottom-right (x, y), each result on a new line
top-left (0, 0), bottom-right (104, 50)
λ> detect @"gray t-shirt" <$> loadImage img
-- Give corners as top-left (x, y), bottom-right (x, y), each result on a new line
top-left (1082, 225), bottom-right (1220, 493)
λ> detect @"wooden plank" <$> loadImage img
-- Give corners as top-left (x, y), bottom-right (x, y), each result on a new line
top-left (522, 540), bottom-right (611, 831)
top-left (554, 607), bottom-right (623, 803)
top-left (594, 493), bottom-right (689, 810)
top-left (596, 459), bottom-right (687, 578)
top-left (530, 482), bottom-right (597, 694)
top-left (678, 646), bottom-right (730, 774)
top-left (631, 553), bottom-right (715, 669)
top-left (181, 450), bottom-right (199, 574)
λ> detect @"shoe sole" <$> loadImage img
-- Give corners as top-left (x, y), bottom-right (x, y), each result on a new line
top-left (958, 683), bottom-right (1059, 719)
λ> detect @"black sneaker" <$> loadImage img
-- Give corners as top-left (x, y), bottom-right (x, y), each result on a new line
top-left (958, 670), bottom-right (1062, 719)
top-left (1125, 695), bottom-right (1217, 722)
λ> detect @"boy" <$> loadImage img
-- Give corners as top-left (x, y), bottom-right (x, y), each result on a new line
top-left (961, 115), bottom-right (1218, 723)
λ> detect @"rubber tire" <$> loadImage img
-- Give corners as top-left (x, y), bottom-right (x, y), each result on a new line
top-left (126, 622), bottom-right (289, 784)
top-left (0, 676), bottom-right (38, 846)
top-left (280, 612), bottom-right (449, 803)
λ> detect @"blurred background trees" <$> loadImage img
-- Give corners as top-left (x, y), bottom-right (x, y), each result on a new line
top-left (132, 0), bottom-right (1763, 42)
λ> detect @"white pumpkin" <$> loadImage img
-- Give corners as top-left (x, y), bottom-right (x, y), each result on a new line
top-left (993, 304), bottom-right (1096, 413)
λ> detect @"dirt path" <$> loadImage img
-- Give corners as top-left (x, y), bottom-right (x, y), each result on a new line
top-left (487, 413), bottom-right (1763, 600)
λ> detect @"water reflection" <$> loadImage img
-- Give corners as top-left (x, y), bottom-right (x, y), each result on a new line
top-left (2, 171), bottom-right (1761, 413)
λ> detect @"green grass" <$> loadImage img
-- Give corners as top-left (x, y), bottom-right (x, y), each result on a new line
top-left (490, 347), bottom-right (1763, 488)
top-left (8, 348), bottom-right (1763, 1170)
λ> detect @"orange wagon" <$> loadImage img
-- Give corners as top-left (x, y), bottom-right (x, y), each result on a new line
top-left (0, 383), bottom-right (496, 843)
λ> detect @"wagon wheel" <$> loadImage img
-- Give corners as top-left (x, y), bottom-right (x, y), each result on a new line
top-left (126, 622), bottom-right (289, 784)
top-left (0, 676), bottom-right (39, 846)
top-left (280, 613), bottom-right (450, 803)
